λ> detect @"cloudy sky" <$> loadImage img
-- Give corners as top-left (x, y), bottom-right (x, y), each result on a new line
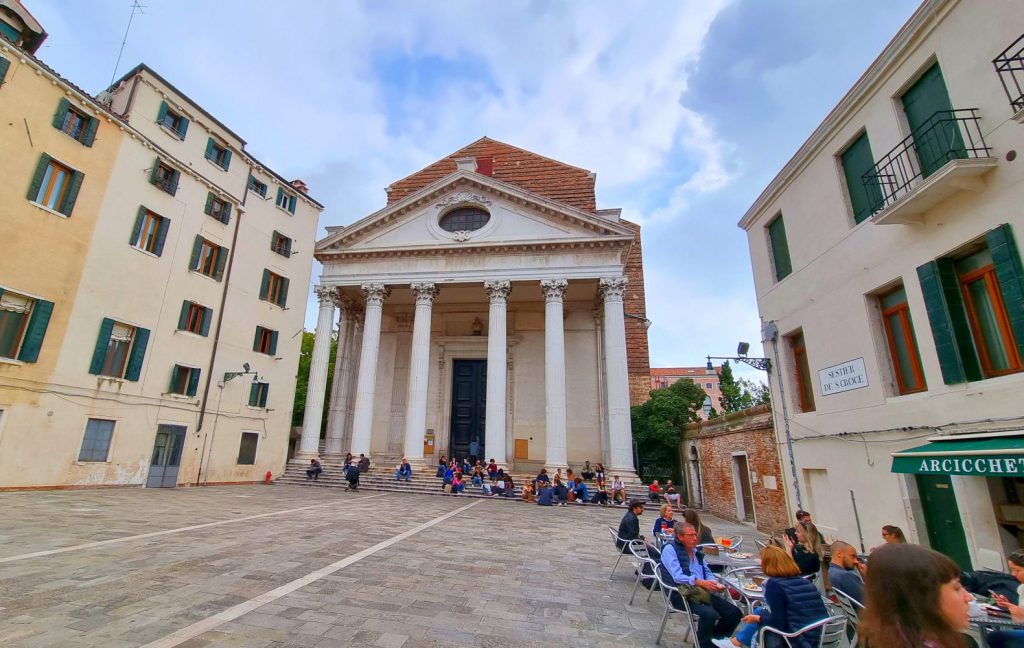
top-left (29, 0), bottom-right (921, 379)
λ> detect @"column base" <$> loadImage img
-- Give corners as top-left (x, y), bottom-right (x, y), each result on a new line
top-left (294, 450), bottom-right (322, 461)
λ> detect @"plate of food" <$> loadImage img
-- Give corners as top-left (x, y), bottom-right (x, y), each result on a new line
top-left (742, 584), bottom-right (763, 593)
top-left (730, 552), bottom-right (752, 559)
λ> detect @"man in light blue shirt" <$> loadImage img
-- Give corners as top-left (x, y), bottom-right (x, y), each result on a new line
top-left (661, 524), bottom-right (742, 648)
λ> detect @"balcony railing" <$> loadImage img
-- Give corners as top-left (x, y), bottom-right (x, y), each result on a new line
top-left (994, 33), bottom-right (1024, 114)
top-left (863, 109), bottom-right (991, 215)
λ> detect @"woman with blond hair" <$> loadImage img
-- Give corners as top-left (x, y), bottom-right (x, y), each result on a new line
top-left (726, 546), bottom-right (828, 647)
top-left (784, 520), bottom-right (824, 576)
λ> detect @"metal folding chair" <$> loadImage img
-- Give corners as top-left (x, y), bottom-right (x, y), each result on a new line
top-left (653, 562), bottom-right (700, 645)
top-left (607, 526), bottom-right (632, 578)
top-left (832, 587), bottom-right (864, 646)
top-left (629, 554), bottom-right (660, 605)
top-left (754, 538), bottom-right (768, 552)
top-left (758, 615), bottom-right (847, 648)
top-left (725, 535), bottom-right (743, 551)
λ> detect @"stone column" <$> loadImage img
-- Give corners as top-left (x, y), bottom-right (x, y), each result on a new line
top-left (349, 284), bottom-right (390, 457)
top-left (297, 286), bottom-right (337, 459)
top-left (340, 310), bottom-right (364, 451)
top-left (600, 277), bottom-right (636, 475)
top-left (402, 283), bottom-right (438, 462)
top-left (541, 278), bottom-right (569, 470)
top-left (323, 295), bottom-right (352, 458)
top-left (484, 280), bottom-right (512, 466)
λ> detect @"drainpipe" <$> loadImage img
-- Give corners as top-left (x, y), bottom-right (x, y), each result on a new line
top-left (193, 163), bottom-right (250, 485)
top-left (764, 320), bottom-right (802, 510)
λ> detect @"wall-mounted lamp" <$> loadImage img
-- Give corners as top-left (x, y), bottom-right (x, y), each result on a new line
top-left (624, 312), bottom-right (653, 329)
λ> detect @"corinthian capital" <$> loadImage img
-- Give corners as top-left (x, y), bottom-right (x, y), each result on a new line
top-left (540, 278), bottom-right (568, 302)
top-left (599, 277), bottom-right (628, 302)
top-left (360, 283), bottom-right (391, 306)
top-left (410, 282), bottom-right (439, 305)
top-left (484, 280), bottom-right (512, 304)
top-left (314, 285), bottom-right (338, 305)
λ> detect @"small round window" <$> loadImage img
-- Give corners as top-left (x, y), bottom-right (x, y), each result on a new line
top-left (439, 207), bottom-right (490, 232)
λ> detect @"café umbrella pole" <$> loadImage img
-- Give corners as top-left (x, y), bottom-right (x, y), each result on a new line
top-left (851, 490), bottom-right (865, 553)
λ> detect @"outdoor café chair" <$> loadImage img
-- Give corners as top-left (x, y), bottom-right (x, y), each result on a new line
top-left (725, 535), bottom-right (743, 551)
top-left (832, 587), bottom-right (864, 645)
top-left (757, 615), bottom-right (847, 648)
top-left (754, 538), bottom-right (768, 552)
top-left (653, 562), bottom-right (700, 645)
top-left (629, 554), bottom-right (661, 605)
top-left (608, 526), bottom-right (631, 577)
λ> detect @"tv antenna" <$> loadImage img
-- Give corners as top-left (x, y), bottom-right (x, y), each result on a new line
top-left (109, 0), bottom-right (146, 87)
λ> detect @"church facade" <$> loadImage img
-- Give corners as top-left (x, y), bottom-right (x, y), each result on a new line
top-left (300, 139), bottom-right (650, 477)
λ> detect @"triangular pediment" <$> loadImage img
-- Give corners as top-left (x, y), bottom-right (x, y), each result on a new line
top-left (315, 171), bottom-right (633, 257)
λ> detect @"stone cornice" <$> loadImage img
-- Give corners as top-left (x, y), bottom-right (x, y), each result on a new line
top-left (317, 235), bottom-right (632, 262)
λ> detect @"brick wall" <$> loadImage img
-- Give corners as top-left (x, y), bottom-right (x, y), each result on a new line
top-left (682, 405), bottom-right (790, 534)
top-left (621, 219), bottom-right (651, 406)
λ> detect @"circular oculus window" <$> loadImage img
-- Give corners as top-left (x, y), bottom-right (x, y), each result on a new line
top-left (438, 207), bottom-right (490, 232)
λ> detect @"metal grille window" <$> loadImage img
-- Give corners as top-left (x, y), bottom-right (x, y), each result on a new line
top-left (78, 418), bottom-right (115, 462)
top-left (61, 108), bottom-right (88, 141)
top-left (237, 432), bottom-right (259, 465)
top-left (439, 207), bottom-right (490, 232)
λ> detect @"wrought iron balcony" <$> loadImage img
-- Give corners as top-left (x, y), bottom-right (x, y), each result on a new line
top-left (994, 33), bottom-right (1024, 116)
top-left (862, 109), bottom-right (994, 223)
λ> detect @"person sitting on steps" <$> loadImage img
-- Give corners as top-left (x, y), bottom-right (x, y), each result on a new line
top-left (306, 458), bottom-right (322, 481)
top-left (357, 454), bottom-right (370, 473)
top-left (394, 458), bottom-right (412, 482)
top-left (581, 461), bottom-right (595, 481)
top-left (344, 462), bottom-right (360, 491)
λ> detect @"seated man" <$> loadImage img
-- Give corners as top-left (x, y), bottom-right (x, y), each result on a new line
top-left (592, 482), bottom-right (609, 506)
top-left (616, 499), bottom-right (645, 551)
top-left (648, 480), bottom-right (662, 502)
top-left (536, 483), bottom-right (554, 506)
top-left (436, 456), bottom-right (447, 478)
top-left (664, 480), bottom-right (681, 509)
top-left (661, 523), bottom-right (742, 648)
top-left (357, 454), bottom-right (370, 473)
top-left (828, 540), bottom-right (866, 604)
top-left (534, 468), bottom-right (551, 490)
top-left (344, 463), bottom-right (360, 491)
top-left (572, 477), bottom-right (590, 504)
top-left (306, 458), bottom-right (322, 480)
top-left (581, 460), bottom-right (595, 481)
top-left (553, 477), bottom-right (570, 507)
top-left (394, 458), bottom-right (412, 482)
top-left (487, 459), bottom-right (499, 480)
top-left (441, 466), bottom-right (454, 491)
top-left (611, 475), bottom-right (627, 505)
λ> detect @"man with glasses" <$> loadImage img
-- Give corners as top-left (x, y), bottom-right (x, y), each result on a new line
top-left (617, 499), bottom-right (645, 551)
top-left (661, 523), bottom-right (742, 648)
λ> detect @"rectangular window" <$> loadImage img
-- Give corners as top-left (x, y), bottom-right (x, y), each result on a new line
top-left (78, 418), bottom-right (115, 462)
top-left (36, 159), bottom-right (71, 210)
top-left (706, 382), bottom-right (713, 389)
top-left (248, 175), bottom-right (268, 198)
top-left (204, 193), bottom-right (231, 224)
top-left (249, 381), bottom-right (269, 408)
top-left (205, 138), bottom-right (232, 171)
top-left (901, 62), bottom-right (963, 179)
top-left (237, 431), bottom-right (259, 465)
top-left (130, 208), bottom-right (168, 255)
top-left (271, 231), bottom-right (292, 257)
top-left (841, 132), bottom-right (883, 224)
top-left (0, 289), bottom-right (53, 363)
top-left (150, 159), bottom-right (179, 196)
top-left (276, 187), bottom-right (297, 214)
top-left (259, 270), bottom-right (289, 308)
top-left (60, 107), bottom-right (88, 141)
top-left (767, 214), bottom-right (792, 281)
top-left (169, 364), bottom-right (201, 396)
top-left (52, 98), bottom-right (98, 146)
top-left (253, 325), bottom-right (278, 355)
top-left (957, 248), bottom-right (1022, 377)
top-left (789, 331), bottom-right (816, 412)
top-left (880, 285), bottom-right (927, 394)
top-left (189, 236), bottom-right (228, 281)
top-left (89, 318), bottom-right (149, 381)
top-left (178, 301), bottom-right (212, 336)
top-left (157, 101), bottom-right (189, 139)
top-left (0, 54), bottom-right (10, 88)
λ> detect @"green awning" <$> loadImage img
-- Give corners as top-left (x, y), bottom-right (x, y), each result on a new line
top-left (892, 436), bottom-right (1024, 477)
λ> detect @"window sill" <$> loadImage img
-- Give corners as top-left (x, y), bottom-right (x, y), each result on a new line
top-left (130, 245), bottom-right (161, 260)
top-left (275, 205), bottom-right (294, 216)
top-left (174, 329), bottom-right (209, 340)
top-left (260, 298), bottom-right (287, 310)
top-left (0, 356), bottom-right (25, 367)
top-left (188, 269), bottom-right (223, 284)
top-left (205, 157), bottom-right (229, 172)
top-left (28, 201), bottom-right (70, 220)
top-left (159, 123), bottom-right (186, 141)
top-left (167, 393), bottom-right (197, 402)
top-left (246, 406), bottom-right (267, 412)
top-left (97, 375), bottom-right (125, 384)
top-left (73, 460), bottom-right (111, 466)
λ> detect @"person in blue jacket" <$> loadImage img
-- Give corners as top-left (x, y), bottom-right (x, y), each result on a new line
top-left (536, 484), bottom-right (554, 506)
top-left (572, 477), bottom-right (589, 504)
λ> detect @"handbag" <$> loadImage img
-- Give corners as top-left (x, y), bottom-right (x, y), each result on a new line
top-left (677, 583), bottom-right (711, 605)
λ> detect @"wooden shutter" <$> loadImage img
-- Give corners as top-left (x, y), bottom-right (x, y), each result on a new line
top-left (189, 236), bottom-right (203, 271)
top-left (278, 277), bottom-right (289, 307)
top-left (259, 384), bottom-right (269, 408)
top-left (259, 270), bottom-right (271, 300)
top-left (220, 202), bottom-right (231, 225)
top-left (176, 115), bottom-right (189, 138)
top-left (205, 138), bottom-right (215, 160)
top-left (269, 330), bottom-right (279, 355)
top-left (0, 55), bottom-right (10, 86)
top-left (17, 299), bottom-right (54, 363)
top-left (901, 63), bottom-right (963, 178)
top-left (249, 382), bottom-right (259, 407)
top-left (177, 300), bottom-right (191, 330)
top-left (285, 236), bottom-right (292, 256)
top-left (169, 365), bottom-right (180, 392)
top-left (153, 216), bottom-right (170, 256)
top-left (213, 245), bottom-right (228, 281)
top-left (186, 367), bottom-right (201, 396)
top-left (168, 169), bottom-right (179, 196)
top-left (52, 98), bottom-right (71, 130)
top-left (768, 215), bottom-right (792, 281)
top-left (89, 318), bottom-right (115, 375)
top-left (916, 260), bottom-right (981, 384)
top-left (149, 158), bottom-right (160, 185)
top-left (986, 224), bottom-right (1024, 361)
top-left (26, 154), bottom-right (52, 202)
top-left (276, 187), bottom-right (284, 206)
top-left (200, 307), bottom-right (212, 337)
top-left (124, 327), bottom-right (149, 381)
top-left (59, 170), bottom-right (83, 216)
top-left (252, 326), bottom-right (262, 351)
top-left (157, 101), bottom-right (169, 124)
top-left (288, 195), bottom-right (296, 215)
top-left (222, 148), bottom-right (232, 170)
top-left (841, 132), bottom-right (881, 223)
top-left (129, 206), bottom-right (147, 246)
top-left (204, 192), bottom-right (214, 216)
top-left (82, 117), bottom-right (99, 147)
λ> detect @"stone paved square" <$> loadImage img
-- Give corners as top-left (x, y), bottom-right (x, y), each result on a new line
top-left (0, 486), bottom-right (759, 647)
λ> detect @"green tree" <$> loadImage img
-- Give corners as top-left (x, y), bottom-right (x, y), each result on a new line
top-left (291, 331), bottom-right (338, 434)
top-left (716, 361), bottom-right (770, 412)
top-left (631, 378), bottom-right (707, 483)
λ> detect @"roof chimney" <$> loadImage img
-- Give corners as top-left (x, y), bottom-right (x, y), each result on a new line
top-left (290, 179), bottom-right (308, 194)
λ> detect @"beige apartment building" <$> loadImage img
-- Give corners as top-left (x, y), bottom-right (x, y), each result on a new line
top-left (651, 365), bottom-right (722, 420)
top-left (0, 16), bottom-right (321, 488)
top-left (741, 0), bottom-right (1024, 569)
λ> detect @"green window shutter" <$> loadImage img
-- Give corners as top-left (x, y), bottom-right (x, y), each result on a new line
top-left (220, 202), bottom-right (231, 225)
top-left (157, 101), bottom-right (169, 124)
top-left (222, 149), bottom-right (232, 171)
top-left (986, 224), bottom-right (1024, 361)
top-left (259, 269), bottom-right (270, 300)
top-left (177, 300), bottom-right (190, 330)
top-left (841, 132), bottom-right (882, 223)
top-left (82, 117), bottom-right (99, 147)
top-left (259, 384), bottom-right (269, 408)
top-left (249, 382), bottom-right (259, 407)
top-left (17, 299), bottom-right (54, 363)
top-left (288, 195), bottom-right (297, 215)
top-left (768, 215), bottom-right (792, 281)
top-left (0, 56), bottom-right (10, 86)
top-left (270, 231), bottom-right (280, 253)
top-left (253, 326), bottom-right (262, 352)
top-left (58, 170), bottom-right (84, 216)
top-left (205, 138), bottom-right (215, 159)
top-left (177, 115), bottom-right (189, 138)
top-left (168, 169), bottom-right (179, 196)
top-left (149, 157), bottom-right (160, 185)
top-left (186, 367), bottom-right (201, 397)
top-left (204, 192), bottom-right (214, 216)
top-left (901, 63), bottom-right (963, 178)
top-left (213, 245), bottom-right (228, 281)
top-left (916, 260), bottom-right (982, 384)
top-left (129, 206), bottom-right (147, 246)
top-left (169, 365), bottom-right (180, 393)
top-left (52, 98), bottom-right (70, 130)
top-left (124, 327), bottom-right (149, 381)
top-left (89, 318), bottom-right (115, 375)
top-left (269, 330), bottom-right (279, 356)
top-left (189, 235), bottom-right (203, 271)
top-left (276, 187), bottom-right (284, 206)
top-left (26, 154), bottom-right (52, 202)
top-left (153, 216), bottom-right (170, 256)
top-left (285, 237), bottom-right (292, 257)
top-left (199, 306), bottom-right (212, 337)
top-left (278, 277), bottom-right (289, 307)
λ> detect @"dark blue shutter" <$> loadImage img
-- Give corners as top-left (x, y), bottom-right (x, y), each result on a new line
top-left (59, 170), bottom-right (83, 216)
top-left (177, 300), bottom-right (190, 330)
top-left (27, 154), bottom-right (52, 202)
top-left (189, 236), bottom-right (203, 271)
top-left (52, 98), bottom-right (70, 130)
top-left (129, 206), bottom-right (147, 246)
top-left (200, 307), bottom-right (212, 337)
top-left (285, 237), bottom-right (292, 257)
top-left (269, 330), bottom-right (279, 355)
top-left (0, 56), bottom-right (10, 86)
top-left (987, 224), bottom-right (1024, 361)
top-left (82, 117), bottom-right (99, 147)
top-left (153, 216), bottom-right (170, 256)
top-left (186, 367), bottom-right (201, 396)
top-left (89, 318), bottom-right (115, 375)
top-left (213, 245), bottom-right (228, 281)
top-left (124, 327), bottom-right (149, 381)
top-left (17, 300), bottom-right (54, 363)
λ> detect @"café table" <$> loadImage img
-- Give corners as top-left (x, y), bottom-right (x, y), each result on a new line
top-left (971, 613), bottom-right (1024, 647)
top-left (719, 567), bottom-right (766, 614)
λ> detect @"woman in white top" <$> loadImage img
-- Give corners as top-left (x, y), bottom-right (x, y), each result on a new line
top-left (611, 476), bottom-right (626, 505)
